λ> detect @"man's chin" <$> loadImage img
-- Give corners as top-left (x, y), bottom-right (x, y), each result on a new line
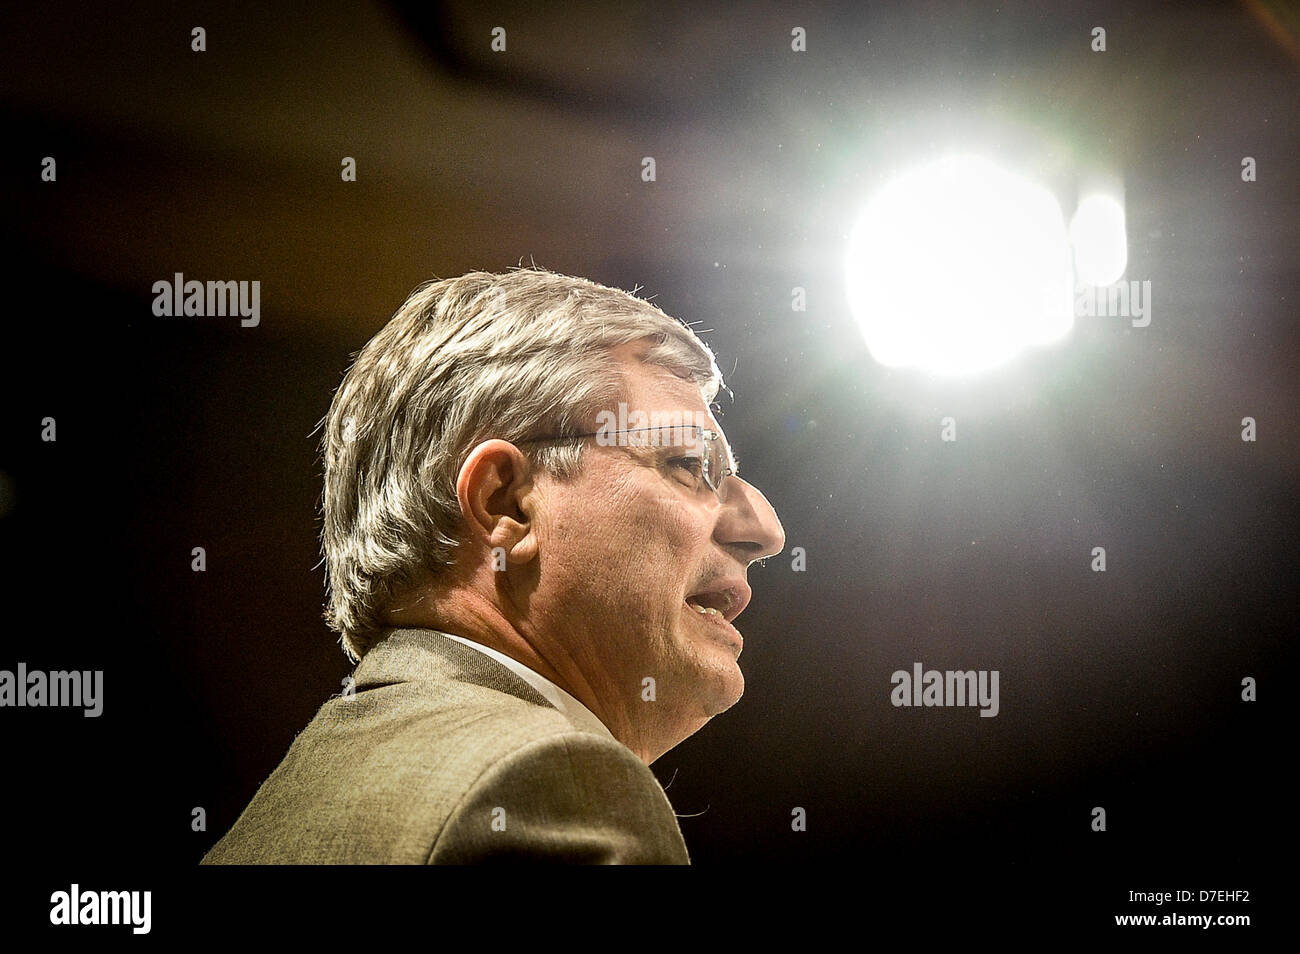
top-left (670, 621), bottom-right (745, 713)
top-left (706, 661), bottom-right (744, 714)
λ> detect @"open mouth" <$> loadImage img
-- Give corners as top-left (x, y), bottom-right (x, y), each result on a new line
top-left (683, 590), bottom-right (745, 651)
top-left (684, 590), bottom-right (732, 619)
top-left (683, 581), bottom-right (750, 623)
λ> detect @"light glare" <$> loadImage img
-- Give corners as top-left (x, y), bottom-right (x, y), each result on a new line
top-left (846, 155), bottom-right (1075, 375)
top-left (1070, 194), bottom-right (1128, 287)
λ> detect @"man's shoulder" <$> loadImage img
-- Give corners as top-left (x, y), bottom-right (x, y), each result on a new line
top-left (200, 630), bottom-right (688, 864)
top-left (428, 728), bottom-right (689, 864)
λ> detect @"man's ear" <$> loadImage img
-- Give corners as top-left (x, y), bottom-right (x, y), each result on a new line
top-left (455, 439), bottom-right (540, 566)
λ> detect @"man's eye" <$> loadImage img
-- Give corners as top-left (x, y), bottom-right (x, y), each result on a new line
top-left (668, 457), bottom-right (704, 481)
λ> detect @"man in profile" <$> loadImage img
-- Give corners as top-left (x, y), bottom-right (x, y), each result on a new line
top-left (202, 268), bottom-right (784, 864)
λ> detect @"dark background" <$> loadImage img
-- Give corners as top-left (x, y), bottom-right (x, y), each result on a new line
top-left (1, 0), bottom-right (1294, 928)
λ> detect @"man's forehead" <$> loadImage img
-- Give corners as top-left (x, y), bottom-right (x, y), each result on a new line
top-left (621, 360), bottom-right (711, 410)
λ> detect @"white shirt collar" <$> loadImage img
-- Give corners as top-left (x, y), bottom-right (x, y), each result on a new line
top-left (435, 631), bottom-right (615, 742)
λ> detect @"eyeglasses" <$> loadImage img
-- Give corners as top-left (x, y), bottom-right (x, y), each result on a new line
top-left (517, 424), bottom-right (737, 501)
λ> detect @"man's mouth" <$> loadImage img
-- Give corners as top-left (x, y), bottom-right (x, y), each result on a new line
top-left (683, 581), bottom-right (751, 623)
top-left (682, 599), bottom-right (743, 652)
top-left (683, 582), bottom-right (752, 652)
top-left (684, 593), bottom-right (729, 619)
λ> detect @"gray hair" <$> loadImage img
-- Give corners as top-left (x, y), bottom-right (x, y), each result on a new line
top-left (319, 267), bottom-right (724, 661)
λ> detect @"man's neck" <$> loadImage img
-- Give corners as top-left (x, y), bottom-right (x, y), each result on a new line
top-left (384, 587), bottom-right (663, 763)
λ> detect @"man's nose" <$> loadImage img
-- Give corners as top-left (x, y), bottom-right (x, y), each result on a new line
top-left (715, 476), bottom-right (786, 563)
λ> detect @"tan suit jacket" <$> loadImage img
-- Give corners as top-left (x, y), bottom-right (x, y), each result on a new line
top-left (201, 628), bottom-right (690, 864)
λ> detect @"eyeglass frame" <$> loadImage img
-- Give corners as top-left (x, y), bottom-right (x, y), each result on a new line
top-left (514, 424), bottom-right (737, 500)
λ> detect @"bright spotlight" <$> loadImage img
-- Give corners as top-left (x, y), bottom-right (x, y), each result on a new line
top-left (845, 155), bottom-right (1075, 375)
top-left (1069, 194), bottom-right (1127, 287)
